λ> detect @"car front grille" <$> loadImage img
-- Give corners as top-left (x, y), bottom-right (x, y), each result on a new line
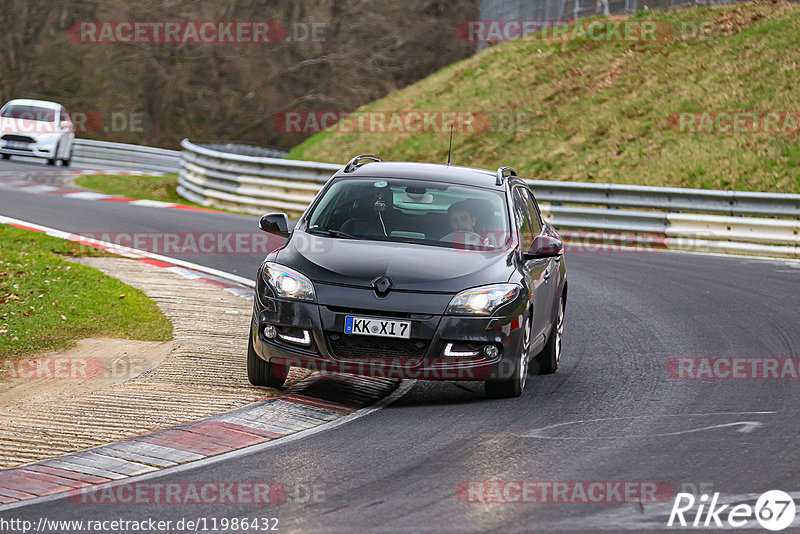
top-left (1, 134), bottom-right (34, 143)
top-left (326, 333), bottom-right (428, 360)
top-left (325, 305), bottom-right (414, 319)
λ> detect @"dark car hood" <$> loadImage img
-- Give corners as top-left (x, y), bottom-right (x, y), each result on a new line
top-left (276, 232), bottom-right (513, 293)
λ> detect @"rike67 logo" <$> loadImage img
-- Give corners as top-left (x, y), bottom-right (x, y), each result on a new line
top-left (668, 490), bottom-right (796, 531)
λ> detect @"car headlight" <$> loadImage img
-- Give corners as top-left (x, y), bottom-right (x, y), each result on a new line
top-left (38, 133), bottom-right (53, 139)
top-left (446, 284), bottom-right (520, 316)
top-left (262, 262), bottom-right (315, 301)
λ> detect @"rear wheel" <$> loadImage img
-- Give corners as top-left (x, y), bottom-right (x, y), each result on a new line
top-left (1, 154), bottom-right (9, 160)
top-left (485, 309), bottom-right (531, 399)
top-left (532, 296), bottom-right (564, 375)
top-left (247, 334), bottom-right (287, 388)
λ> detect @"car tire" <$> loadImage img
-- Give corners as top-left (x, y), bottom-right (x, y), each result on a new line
top-left (485, 309), bottom-right (531, 399)
top-left (1, 154), bottom-right (9, 160)
top-left (47, 146), bottom-right (58, 166)
top-left (247, 334), bottom-right (287, 388)
top-left (61, 149), bottom-right (72, 167)
top-left (532, 296), bottom-right (564, 375)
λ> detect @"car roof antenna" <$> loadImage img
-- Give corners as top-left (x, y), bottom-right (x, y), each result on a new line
top-left (446, 125), bottom-right (453, 167)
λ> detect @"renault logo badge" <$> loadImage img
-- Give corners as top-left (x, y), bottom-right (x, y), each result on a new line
top-left (371, 276), bottom-right (394, 296)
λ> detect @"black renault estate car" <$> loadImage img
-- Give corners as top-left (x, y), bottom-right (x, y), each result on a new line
top-left (249, 155), bottom-right (566, 398)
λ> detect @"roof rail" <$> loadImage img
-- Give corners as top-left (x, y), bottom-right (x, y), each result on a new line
top-left (343, 154), bottom-right (382, 173)
top-left (496, 166), bottom-right (516, 186)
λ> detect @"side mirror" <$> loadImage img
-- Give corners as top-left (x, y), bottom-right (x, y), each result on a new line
top-left (259, 212), bottom-right (290, 238)
top-left (59, 121), bottom-right (70, 130)
top-left (523, 234), bottom-right (563, 260)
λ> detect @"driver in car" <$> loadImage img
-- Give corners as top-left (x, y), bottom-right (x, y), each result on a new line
top-left (447, 201), bottom-right (493, 247)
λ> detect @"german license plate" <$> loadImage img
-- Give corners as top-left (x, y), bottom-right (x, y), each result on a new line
top-left (344, 316), bottom-right (411, 339)
top-left (3, 141), bottom-right (28, 150)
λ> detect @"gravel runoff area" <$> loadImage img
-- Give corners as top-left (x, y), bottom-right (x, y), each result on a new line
top-left (0, 257), bottom-right (304, 470)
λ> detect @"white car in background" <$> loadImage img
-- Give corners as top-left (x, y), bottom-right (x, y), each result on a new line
top-left (0, 99), bottom-right (74, 166)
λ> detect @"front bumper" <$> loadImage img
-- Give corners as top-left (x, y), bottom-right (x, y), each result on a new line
top-left (0, 136), bottom-right (59, 158)
top-left (250, 293), bottom-right (527, 382)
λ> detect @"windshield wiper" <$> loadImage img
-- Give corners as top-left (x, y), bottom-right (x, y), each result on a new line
top-left (307, 227), bottom-right (357, 239)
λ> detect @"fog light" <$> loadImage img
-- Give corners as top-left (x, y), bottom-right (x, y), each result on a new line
top-left (443, 342), bottom-right (481, 358)
top-left (278, 329), bottom-right (312, 346)
top-left (483, 345), bottom-right (499, 358)
top-left (263, 324), bottom-right (277, 339)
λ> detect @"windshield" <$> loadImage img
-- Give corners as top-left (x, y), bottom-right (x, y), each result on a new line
top-left (305, 177), bottom-right (511, 250)
top-left (0, 105), bottom-right (56, 122)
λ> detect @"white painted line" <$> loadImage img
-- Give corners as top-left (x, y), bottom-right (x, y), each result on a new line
top-left (127, 199), bottom-right (177, 208)
top-left (224, 287), bottom-right (254, 300)
top-left (527, 421), bottom-right (765, 439)
top-left (520, 411), bottom-right (777, 439)
top-left (62, 191), bottom-right (113, 200)
top-left (15, 185), bottom-right (60, 193)
top-left (164, 266), bottom-right (203, 279)
top-left (0, 380), bottom-right (417, 512)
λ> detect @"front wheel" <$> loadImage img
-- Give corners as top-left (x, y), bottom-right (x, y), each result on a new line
top-left (47, 145), bottom-right (58, 165)
top-left (247, 335), bottom-right (287, 388)
top-left (485, 310), bottom-right (531, 399)
top-left (1, 153), bottom-right (10, 160)
top-left (532, 296), bottom-right (564, 375)
top-left (61, 148), bottom-right (72, 167)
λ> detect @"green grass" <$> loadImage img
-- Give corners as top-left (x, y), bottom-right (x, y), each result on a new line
top-left (0, 225), bottom-right (173, 360)
top-left (75, 173), bottom-right (197, 205)
top-left (289, 2), bottom-right (800, 193)
top-left (74, 174), bottom-right (254, 214)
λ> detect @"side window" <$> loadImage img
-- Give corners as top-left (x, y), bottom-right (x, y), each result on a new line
top-left (512, 187), bottom-right (535, 251)
top-left (521, 188), bottom-right (543, 235)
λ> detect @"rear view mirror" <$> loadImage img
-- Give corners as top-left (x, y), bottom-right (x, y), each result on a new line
top-left (259, 212), bottom-right (290, 238)
top-left (523, 234), bottom-right (563, 259)
top-left (400, 192), bottom-right (433, 204)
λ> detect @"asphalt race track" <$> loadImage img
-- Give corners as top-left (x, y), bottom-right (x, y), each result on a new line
top-left (1, 161), bottom-right (799, 532)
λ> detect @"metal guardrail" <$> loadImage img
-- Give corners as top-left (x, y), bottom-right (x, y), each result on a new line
top-left (72, 139), bottom-right (180, 173)
top-left (177, 139), bottom-right (800, 258)
top-left (177, 139), bottom-right (338, 214)
top-left (197, 142), bottom-right (287, 159)
top-left (530, 181), bottom-right (800, 217)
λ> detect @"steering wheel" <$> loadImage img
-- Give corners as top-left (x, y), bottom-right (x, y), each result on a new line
top-left (440, 230), bottom-right (484, 243)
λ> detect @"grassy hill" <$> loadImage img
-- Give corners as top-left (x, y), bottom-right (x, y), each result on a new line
top-left (289, 1), bottom-right (800, 193)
